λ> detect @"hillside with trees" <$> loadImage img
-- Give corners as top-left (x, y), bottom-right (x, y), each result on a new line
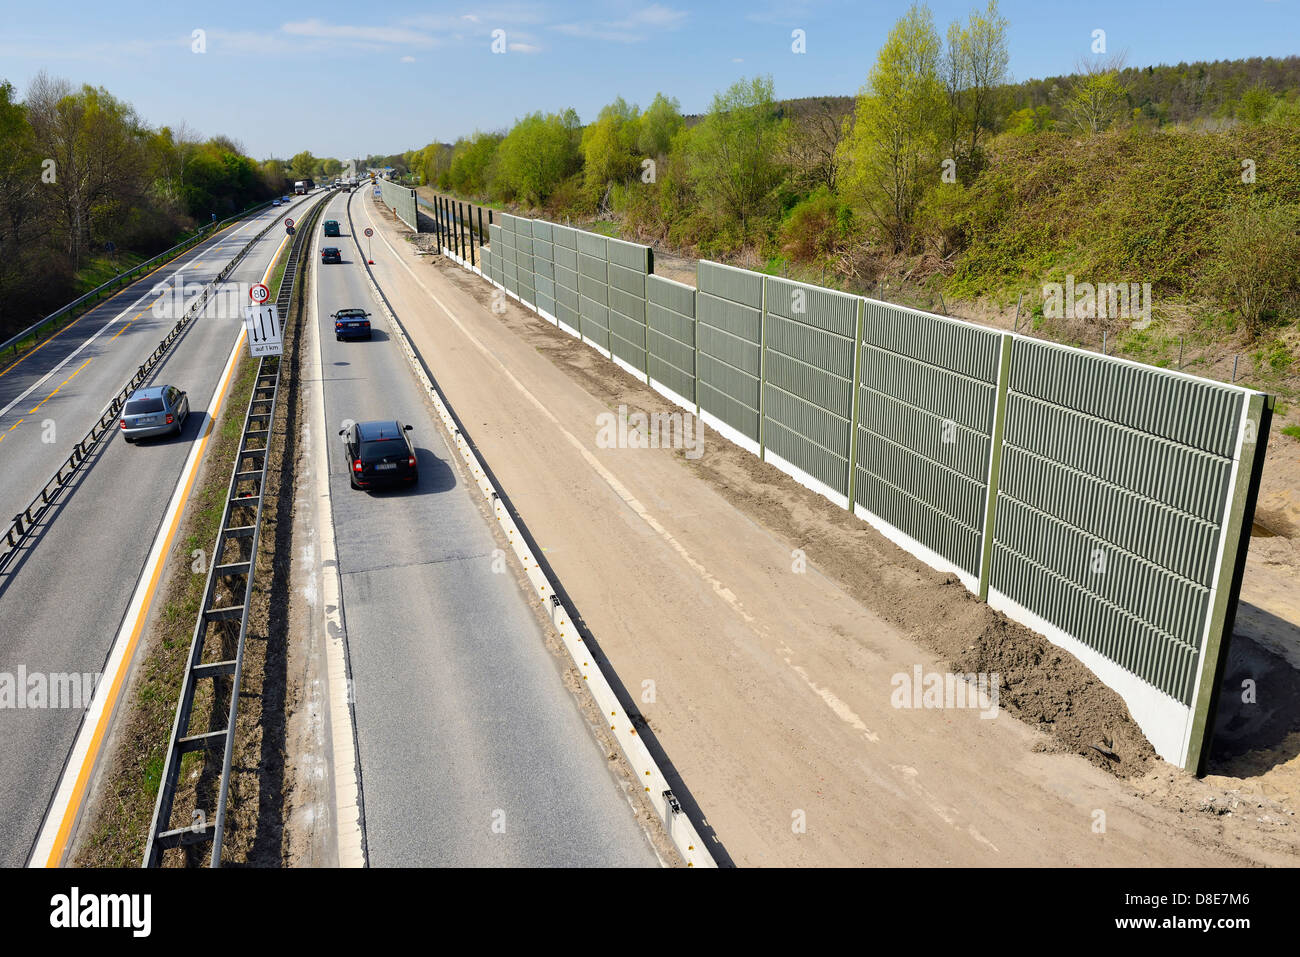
top-left (0, 73), bottom-right (345, 339)
top-left (402, 1), bottom-right (1300, 401)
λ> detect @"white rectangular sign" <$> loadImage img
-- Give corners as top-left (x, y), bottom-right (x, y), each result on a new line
top-left (244, 303), bottom-right (283, 357)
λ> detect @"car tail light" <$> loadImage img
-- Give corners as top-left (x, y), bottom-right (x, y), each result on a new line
top-left (353, 459), bottom-right (363, 473)
top-left (165, 414), bottom-right (174, 425)
top-left (120, 419), bottom-right (126, 429)
top-left (408, 455), bottom-right (416, 468)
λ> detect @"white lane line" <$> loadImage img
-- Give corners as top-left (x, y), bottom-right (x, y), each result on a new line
top-left (304, 219), bottom-right (366, 867)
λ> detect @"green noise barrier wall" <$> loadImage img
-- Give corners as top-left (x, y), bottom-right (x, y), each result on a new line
top-left (646, 274), bottom-right (697, 407)
top-left (378, 178), bottom-right (418, 230)
top-left (696, 261), bottom-right (764, 451)
top-left (451, 211), bottom-right (1272, 773)
top-left (854, 302), bottom-right (1004, 585)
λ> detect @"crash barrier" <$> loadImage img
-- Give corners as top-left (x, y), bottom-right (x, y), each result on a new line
top-left (377, 177), bottom-right (418, 231)
top-left (469, 209), bottom-right (1275, 774)
top-left (145, 192), bottom-right (327, 867)
top-left (0, 196), bottom-right (321, 580)
top-left (0, 198), bottom-right (287, 357)
top-left (350, 193), bottom-right (716, 866)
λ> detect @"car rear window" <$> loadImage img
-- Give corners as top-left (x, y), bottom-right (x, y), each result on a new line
top-left (125, 398), bottom-right (165, 415)
top-left (361, 438), bottom-right (407, 461)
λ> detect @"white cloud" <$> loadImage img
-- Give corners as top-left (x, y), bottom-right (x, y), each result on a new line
top-left (400, 55), bottom-right (416, 62)
top-left (281, 18), bottom-right (438, 48)
top-left (508, 41), bottom-right (541, 53)
top-left (551, 4), bottom-right (688, 43)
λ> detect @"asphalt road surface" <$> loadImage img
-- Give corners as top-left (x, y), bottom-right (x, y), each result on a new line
top-left (0, 194), bottom-right (319, 866)
top-left (315, 188), bottom-right (656, 866)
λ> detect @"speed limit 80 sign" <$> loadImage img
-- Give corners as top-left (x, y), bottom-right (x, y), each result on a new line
top-left (249, 282), bottom-right (270, 304)
top-left (364, 228), bottom-right (374, 237)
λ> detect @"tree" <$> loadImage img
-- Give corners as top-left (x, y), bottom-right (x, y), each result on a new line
top-left (1208, 197), bottom-right (1300, 339)
top-left (779, 97), bottom-right (850, 193)
top-left (580, 97), bottom-right (641, 208)
top-left (1057, 56), bottom-right (1129, 133)
top-left (943, 1), bottom-right (1009, 171)
top-left (1238, 84), bottom-right (1273, 124)
top-left (287, 150), bottom-right (317, 180)
top-left (25, 73), bottom-right (148, 267)
top-left (637, 93), bottom-right (683, 158)
top-left (687, 75), bottom-right (785, 240)
top-left (837, 4), bottom-right (945, 252)
top-left (493, 111), bottom-right (580, 205)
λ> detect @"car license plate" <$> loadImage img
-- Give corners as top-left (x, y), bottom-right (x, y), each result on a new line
top-left (375, 463), bottom-right (396, 470)
top-left (141, 416), bottom-right (157, 425)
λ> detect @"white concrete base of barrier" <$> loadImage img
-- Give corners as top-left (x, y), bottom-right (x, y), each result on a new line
top-left (853, 503), bottom-right (980, 595)
top-left (700, 410), bottom-right (760, 458)
top-left (611, 353), bottom-right (649, 384)
top-left (766, 449), bottom-right (850, 510)
top-left (647, 378), bottom-right (695, 417)
top-left (988, 587), bottom-right (1191, 765)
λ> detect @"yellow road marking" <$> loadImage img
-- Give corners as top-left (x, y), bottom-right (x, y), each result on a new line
top-left (108, 307), bottom-right (149, 342)
top-left (0, 417), bottom-right (23, 444)
top-left (43, 329), bottom-right (246, 866)
top-left (41, 219), bottom-right (292, 866)
top-left (29, 358), bottom-right (93, 414)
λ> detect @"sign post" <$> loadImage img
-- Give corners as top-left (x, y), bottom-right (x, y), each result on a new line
top-left (365, 227), bottom-right (374, 264)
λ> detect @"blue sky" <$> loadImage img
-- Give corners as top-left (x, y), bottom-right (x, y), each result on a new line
top-left (1, 0), bottom-right (1296, 160)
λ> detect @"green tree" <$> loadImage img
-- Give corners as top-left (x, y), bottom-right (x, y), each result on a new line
top-left (493, 110), bottom-right (581, 205)
top-left (287, 150), bottom-right (317, 180)
top-left (687, 75), bottom-right (785, 240)
top-left (581, 97), bottom-right (641, 208)
top-left (637, 92), bottom-right (683, 158)
top-left (943, 0), bottom-right (1009, 173)
top-left (1057, 57), bottom-right (1128, 133)
top-left (1238, 84), bottom-right (1274, 124)
top-left (1208, 197), bottom-right (1300, 338)
top-left (837, 4), bottom-right (945, 252)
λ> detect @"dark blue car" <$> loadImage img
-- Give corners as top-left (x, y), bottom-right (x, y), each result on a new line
top-left (332, 308), bottom-right (372, 341)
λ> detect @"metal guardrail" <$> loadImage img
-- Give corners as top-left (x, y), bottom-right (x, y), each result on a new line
top-left (0, 198), bottom-right (290, 358)
top-left (0, 196), bottom-right (314, 579)
top-left (144, 194), bottom-right (325, 868)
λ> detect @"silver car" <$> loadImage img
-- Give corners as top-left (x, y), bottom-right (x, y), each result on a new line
top-left (120, 384), bottom-right (190, 442)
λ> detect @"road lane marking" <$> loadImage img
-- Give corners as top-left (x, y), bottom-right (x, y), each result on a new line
top-left (0, 418), bottom-right (22, 444)
top-left (29, 240), bottom-right (288, 867)
top-left (28, 358), bottom-right (93, 415)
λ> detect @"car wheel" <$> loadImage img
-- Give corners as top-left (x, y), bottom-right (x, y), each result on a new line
top-left (124, 435), bottom-right (134, 444)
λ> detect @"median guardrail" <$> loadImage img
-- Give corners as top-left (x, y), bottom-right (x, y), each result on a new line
top-left (144, 193), bottom-right (326, 867)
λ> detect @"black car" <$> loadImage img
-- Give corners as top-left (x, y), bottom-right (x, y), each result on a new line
top-left (321, 246), bottom-right (342, 264)
top-left (340, 420), bottom-right (417, 489)
top-left (333, 308), bottom-right (372, 341)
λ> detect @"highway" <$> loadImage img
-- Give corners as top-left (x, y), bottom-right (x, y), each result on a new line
top-left (311, 187), bottom-right (657, 866)
top-left (0, 195), bottom-right (318, 867)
